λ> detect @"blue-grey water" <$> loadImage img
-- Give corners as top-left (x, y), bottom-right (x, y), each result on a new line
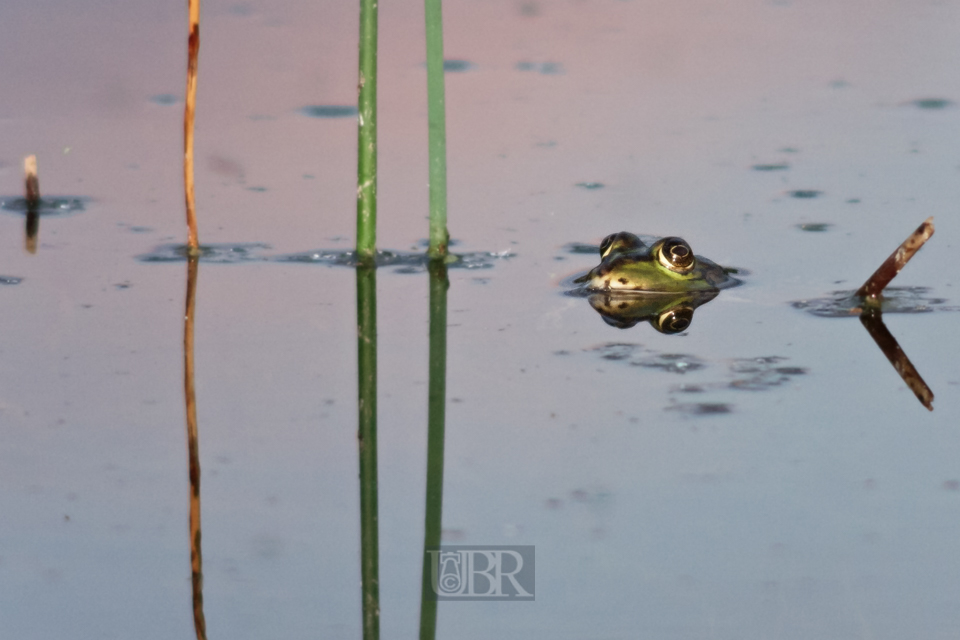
top-left (1, 0), bottom-right (959, 638)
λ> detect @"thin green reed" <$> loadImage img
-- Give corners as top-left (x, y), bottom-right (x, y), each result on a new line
top-left (425, 0), bottom-right (449, 257)
top-left (357, 266), bottom-right (380, 640)
top-left (418, 261), bottom-right (449, 640)
top-left (356, 0), bottom-right (379, 261)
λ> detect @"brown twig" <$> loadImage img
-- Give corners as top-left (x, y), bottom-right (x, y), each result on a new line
top-left (856, 217), bottom-right (934, 298)
top-left (183, 0), bottom-right (201, 252)
top-left (24, 155), bottom-right (40, 254)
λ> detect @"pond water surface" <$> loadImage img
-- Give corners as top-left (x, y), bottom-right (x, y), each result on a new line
top-left (2, 1), bottom-right (960, 639)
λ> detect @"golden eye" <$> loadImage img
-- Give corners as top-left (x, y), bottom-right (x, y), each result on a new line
top-left (599, 234), bottom-right (617, 258)
top-left (599, 232), bottom-right (644, 259)
top-left (657, 237), bottom-right (695, 272)
top-left (656, 306), bottom-right (694, 334)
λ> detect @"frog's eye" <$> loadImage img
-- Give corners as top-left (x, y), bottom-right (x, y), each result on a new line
top-left (657, 237), bottom-right (695, 273)
top-left (599, 234), bottom-right (617, 259)
top-left (600, 232), bottom-right (644, 259)
top-left (655, 306), bottom-right (694, 334)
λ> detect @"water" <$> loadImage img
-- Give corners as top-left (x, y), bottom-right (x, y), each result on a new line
top-left (2, 0), bottom-right (960, 638)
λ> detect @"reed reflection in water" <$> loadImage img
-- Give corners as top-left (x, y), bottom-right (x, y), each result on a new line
top-left (183, 255), bottom-right (208, 640)
top-left (356, 265), bottom-right (380, 640)
top-left (419, 260), bottom-right (449, 640)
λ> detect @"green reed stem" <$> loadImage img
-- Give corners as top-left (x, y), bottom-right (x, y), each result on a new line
top-left (356, 0), bottom-right (379, 262)
top-left (418, 261), bottom-right (449, 639)
top-left (356, 265), bottom-right (380, 640)
top-left (425, 0), bottom-right (449, 258)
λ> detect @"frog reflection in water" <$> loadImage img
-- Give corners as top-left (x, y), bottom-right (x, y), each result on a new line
top-left (573, 232), bottom-right (735, 293)
top-left (572, 232), bottom-right (739, 333)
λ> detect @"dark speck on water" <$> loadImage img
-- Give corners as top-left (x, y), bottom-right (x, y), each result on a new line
top-left (516, 61), bottom-right (565, 75)
top-left (1, 276), bottom-right (23, 285)
top-left (442, 59), bottom-right (474, 72)
top-left (912, 98), bottom-right (954, 110)
top-left (796, 223), bottom-right (832, 232)
top-left (148, 94), bottom-right (180, 105)
top-left (299, 105), bottom-right (358, 118)
top-left (667, 402), bottom-right (733, 416)
top-left (563, 242), bottom-right (601, 255)
top-left (575, 182), bottom-right (605, 190)
top-left (788, 190), bottom-right (823, 199)
top-left (752, 163), bottom-right (790, 171)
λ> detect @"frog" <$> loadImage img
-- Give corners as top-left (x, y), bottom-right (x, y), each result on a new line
top-left (573, 231), bottom-right (737, 293)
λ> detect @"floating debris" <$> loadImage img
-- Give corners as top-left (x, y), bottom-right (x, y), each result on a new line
top-left (0, 196), bottom-right (87, 215)
top-left (588, 344), bottom-right (707, 373)
top-left (590, 342), bottom-right (643, 361)
top-left (137, 243), bottom-right (272, 264)
top-left (792, 286), bottom-right (954, 317)
top-left (299, 105), bottom-right (358, 118)
top-left (752, 163), bottom-right (790, 171)
top-left (582, 344), bottom-right (806, 416)
top-left (727, 356), bottom-right (807, 391)
top-left (137, 242), bottom-right (513, 271)
top-left (0, 276), bottom-right (23, 285)
top-left (272, 248), bottom-right (513, 272)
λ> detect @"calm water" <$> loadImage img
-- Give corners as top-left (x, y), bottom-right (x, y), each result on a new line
top-left (2, 0), bottom-right (959, 638)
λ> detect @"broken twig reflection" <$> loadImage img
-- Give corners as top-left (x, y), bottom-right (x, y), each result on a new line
top-left (859, 309), bottom-right (934, 411)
